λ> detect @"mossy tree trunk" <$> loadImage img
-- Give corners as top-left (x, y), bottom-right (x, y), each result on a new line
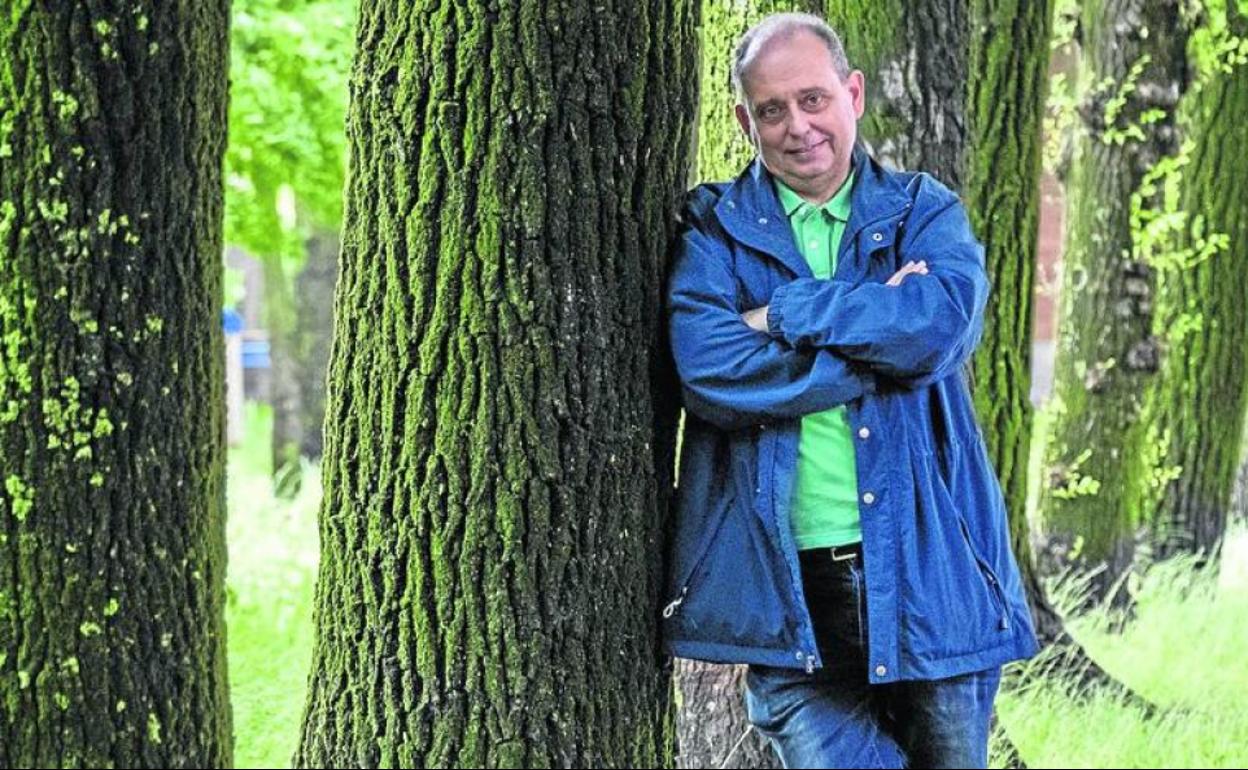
top-left (1037, 0), bottom-right (1188, 605)
top-left (294, 1), bottom-right (698, 766)
top-left (0, 3), bottom-right (233, 767)
top-left (293, 226), bottom-right (339, 462)
top-left (1135, 5), bottom-right (1248, 566)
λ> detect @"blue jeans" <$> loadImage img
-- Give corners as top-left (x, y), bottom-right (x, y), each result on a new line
top-left (744, 546), bottom-right (1001, 769)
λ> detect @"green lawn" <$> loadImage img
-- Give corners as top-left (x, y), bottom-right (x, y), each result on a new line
top-left (226, 405), bottom-right (321, 769)
top-left (226, 404), bottom-right (1248, 767)
top-left (994, 537), bottom-right (1248, 768)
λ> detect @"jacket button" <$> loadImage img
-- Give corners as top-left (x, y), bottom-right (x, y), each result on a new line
top-left (875, 664), bottom-right (888, 677)
top-left (862, 492), bottom-right (875, 505)
top-left (758, 217), bottom-right (768, 225)
top-left (858, 426), bottom-right (870, 439)
top-left (872, 232), bottom-right (884, 242)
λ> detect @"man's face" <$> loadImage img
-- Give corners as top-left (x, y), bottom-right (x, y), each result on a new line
top-left (734, 30), bottom-right (865, 202)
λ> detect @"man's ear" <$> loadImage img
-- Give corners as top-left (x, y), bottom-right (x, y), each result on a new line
top-left (846, 70), bottom-right (866, 119)
top-left (734, 103), bottom-right (752, 138)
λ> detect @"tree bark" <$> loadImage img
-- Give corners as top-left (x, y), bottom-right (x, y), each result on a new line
top-left (1134, 5), bottom-right (1248, 566)
top-left (1037, 0), bottom-right (1188, 605)
top-left (294, 227), bottom-right (339, 462)
top-left (0, 3), bottom-right (233, 767)
top-left (294, 1), bottom-right (698, 766)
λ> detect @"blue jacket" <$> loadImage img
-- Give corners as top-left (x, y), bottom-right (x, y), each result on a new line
top-left (662, 147), bottom-right (1040, 682)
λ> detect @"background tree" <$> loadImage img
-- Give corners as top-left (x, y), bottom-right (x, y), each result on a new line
top-left (293, 1), bottom-right (699, 766)
top-left (1037, 0), bottom-right (1188, 605)
top-left (1130, 1), bottom-right (1248, 566)
top-left (225, 0), bottom-right (354, 493)
top-left (0, 4), bottom-right (233, 766)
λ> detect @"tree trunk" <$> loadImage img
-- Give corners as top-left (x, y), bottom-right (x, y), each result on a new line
top-left (1233, 444), bottom-right (1248, 528)
top-left (0, 4), bottom-right (233, 767)
top-left (293, 1), bottom-right (698, 766)
top-left (1037, 0), bottom-right (1188, 605)
top-left (827, 0), bottom-right (970, 188)
top-left (266, 226), bottom-right (340, 496)
top-left (263, 254), bottom-right (304, 497)
top-left (1134, 5), bottom-right (1248, 566)
top-left (294, 227), bottom-right (339, 461)
top-left (962, 0), bottom-right (1052, 658)
top-left (675, 661), bottom-right (778, 769)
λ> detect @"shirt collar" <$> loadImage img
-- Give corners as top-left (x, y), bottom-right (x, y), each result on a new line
top-left (774, 171), bottom-right (855, 222)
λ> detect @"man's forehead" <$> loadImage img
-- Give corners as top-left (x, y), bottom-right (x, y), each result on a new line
top-left (743, 69), bottom-right (840, 105)
top-left (740, 30), bottom-right (840, 97)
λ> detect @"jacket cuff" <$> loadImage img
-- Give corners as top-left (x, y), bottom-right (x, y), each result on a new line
top-left (765, 282), bottom-right (791, 342)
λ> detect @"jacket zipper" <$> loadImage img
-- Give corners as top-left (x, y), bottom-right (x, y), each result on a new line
top-left (957, 516), bottom-right (1010, 631)
top-left (662, 493), bottom-right (735, 620)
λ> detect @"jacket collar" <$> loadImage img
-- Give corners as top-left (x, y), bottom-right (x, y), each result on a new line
top-left (713, 144), bottom-right (912, 278)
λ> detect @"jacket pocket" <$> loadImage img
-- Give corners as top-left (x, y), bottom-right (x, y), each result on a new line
top-left (956, 513), bottom-right (1010, 631)
top-left (663, 490), bottom-right (735, 620)
top-left (927, 451), bottom-right (1011, 634)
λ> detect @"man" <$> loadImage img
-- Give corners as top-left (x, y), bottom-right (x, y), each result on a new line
top-left (663, 12), bottom-right (1039, 769)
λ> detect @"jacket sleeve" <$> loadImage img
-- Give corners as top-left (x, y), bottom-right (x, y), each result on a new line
top-left (667, 208), bottom-right (875, 432)
top-left (763, 178), bottom-right (988, 388)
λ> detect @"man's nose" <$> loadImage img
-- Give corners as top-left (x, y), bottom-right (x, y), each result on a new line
top-left (786, 107), bottom-right (810, 136)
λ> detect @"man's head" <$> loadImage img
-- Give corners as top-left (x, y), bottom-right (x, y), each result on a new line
top-left (732, 14), bottom-right (864, 204)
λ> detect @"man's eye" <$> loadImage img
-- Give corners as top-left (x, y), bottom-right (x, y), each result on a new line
top-left (803, 94), bottom-right (825, 109)
top-left (760, 105), bottom-right (782, 120)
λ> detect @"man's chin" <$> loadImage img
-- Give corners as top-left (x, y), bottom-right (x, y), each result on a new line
top-left (775, 163), bottom-right (834, 186)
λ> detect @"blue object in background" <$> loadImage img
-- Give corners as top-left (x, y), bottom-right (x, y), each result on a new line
top-left (224, 308), bottom-right (271, 369)
top-left (223, 308), bottom-right (244, 335)
top-left (242, 339), bottom-right (271, 369)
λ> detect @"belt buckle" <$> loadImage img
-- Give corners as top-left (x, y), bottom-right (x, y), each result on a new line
top-left (829, 545), bottom-right (857, 562)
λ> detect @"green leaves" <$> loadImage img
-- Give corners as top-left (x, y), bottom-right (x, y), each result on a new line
top-left (225, 0), bottom-right (355, 266)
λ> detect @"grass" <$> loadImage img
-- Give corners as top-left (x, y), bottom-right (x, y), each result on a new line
top-left (225, 402), bottom-right (1248, 767)
top-left (993, 534), bottom-right (1248, 768)
top-left (226, 403), bottom-right (321, 769)
top-left (1000, 395), bottom-right (1248, 767)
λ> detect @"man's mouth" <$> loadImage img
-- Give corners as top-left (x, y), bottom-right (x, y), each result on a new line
top-left (787, 139), bottom-right (828, 155)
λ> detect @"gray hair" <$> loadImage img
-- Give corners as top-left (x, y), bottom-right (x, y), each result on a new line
top-left (731, 13), bottom-right (851, 101)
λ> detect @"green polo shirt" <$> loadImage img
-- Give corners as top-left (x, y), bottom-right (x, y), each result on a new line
top-left (774, 173), bottom-right (861, 549)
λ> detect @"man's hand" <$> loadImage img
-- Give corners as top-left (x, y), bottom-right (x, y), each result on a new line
top-left (886, 260), bottom-right (928, 286)
top-left (743, 306), bottom-right (769, 332)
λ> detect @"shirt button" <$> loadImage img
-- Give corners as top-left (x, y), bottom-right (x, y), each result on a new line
top-left (862, 492), bottom-right (875, 505)
top-left (875, 664), bottom-right (888, 677)
top-left (808, 240), bottom-right (819, 249)
top-left (858, 426), bottom-right (870, 439)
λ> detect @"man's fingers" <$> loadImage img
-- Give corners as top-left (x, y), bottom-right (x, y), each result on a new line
top-left (886, 260), bottom-right (928, 286)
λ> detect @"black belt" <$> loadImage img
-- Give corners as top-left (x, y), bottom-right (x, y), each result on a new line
top-left (800, 541), bottom-right (862, 564)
